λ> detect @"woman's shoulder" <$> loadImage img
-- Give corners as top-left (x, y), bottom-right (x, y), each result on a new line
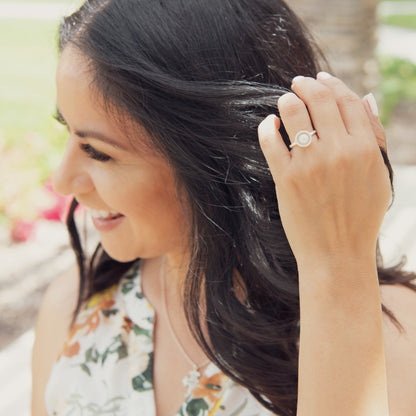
top-left (32, 265), bottom-right (79, 416)
top-left (42, 264), bottom-right (79, 314)
top-left (32, 262), bottom-right (140, 414)
top-left (34, 265), bottom-right (80, 357)
top-left (381, 283), bottom-right (416, 416)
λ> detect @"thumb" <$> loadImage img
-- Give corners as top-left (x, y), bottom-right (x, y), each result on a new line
top-left (362, 93), bottom-right (387, 152)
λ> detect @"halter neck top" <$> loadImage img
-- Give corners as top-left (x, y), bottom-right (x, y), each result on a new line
top-left (45, 261), bottom-right (273, 416)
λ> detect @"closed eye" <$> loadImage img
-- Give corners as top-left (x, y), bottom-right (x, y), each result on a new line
top-left (80, 143), bottom-right (112, 162)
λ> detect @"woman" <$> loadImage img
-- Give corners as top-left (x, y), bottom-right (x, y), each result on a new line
top-left (32, 0), bottom-right (416, 415)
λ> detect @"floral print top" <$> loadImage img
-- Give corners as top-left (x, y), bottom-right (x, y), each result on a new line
top-left (45, 261), bottom-right (274, 416)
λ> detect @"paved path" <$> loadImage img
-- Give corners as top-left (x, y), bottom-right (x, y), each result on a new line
top-left (379, 1), bottom-right (416, 16)
top-left (0, 330), bottom-right (33, 416)
top-left (379, 165), bottom-right (416, 272)
top-left (0, 2), bottom-right (80, 19)
top-left (378, 25), bottom-right (416, 64)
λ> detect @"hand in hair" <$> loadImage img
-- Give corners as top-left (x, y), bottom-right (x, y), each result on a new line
top-left (258, 73), bottom-right (390, 416)
top-left (258, 72), bottom-right (390, 271)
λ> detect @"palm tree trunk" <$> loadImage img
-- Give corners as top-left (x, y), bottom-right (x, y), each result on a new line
top-left (290, 0), bottom-right (379, 96)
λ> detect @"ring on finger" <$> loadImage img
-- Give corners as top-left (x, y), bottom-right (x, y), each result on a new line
top-left (290, 130), bottom-right (317, 148)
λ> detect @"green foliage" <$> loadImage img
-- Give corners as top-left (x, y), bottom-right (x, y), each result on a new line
top-left (379, 57), bottom-right (416, 124)
top-left (185, 398), bottom-right (209, 416)
top-left (132, 352), bottom-right (154, 392)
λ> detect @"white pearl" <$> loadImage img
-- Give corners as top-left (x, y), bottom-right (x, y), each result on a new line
top-left (298, 133), bottom-right (310, 145)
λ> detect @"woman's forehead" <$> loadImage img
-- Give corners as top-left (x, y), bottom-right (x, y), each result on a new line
top-left (57, 46), bottom-right (92, 82)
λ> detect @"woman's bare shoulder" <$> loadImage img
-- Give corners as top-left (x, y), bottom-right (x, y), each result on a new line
top-left (31, 265), bottom-right (79, 416)
top-left (381, 283), bottom-right (416, 416)
top-left (40, 265), bottom-right (79, 316)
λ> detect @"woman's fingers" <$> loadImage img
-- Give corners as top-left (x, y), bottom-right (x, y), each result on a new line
top-left (290, 75), bottom-right (347, 141)
top-left (258, 114), bottom-right (290, 181)
top-left (258, 73), bottom-right (391, 266)
top-left (362, 93), bottom-right (387, 151)
top-left (315, 72), bottom-right (374, 140)
top-left (277, 93), bottom-right (318, 150)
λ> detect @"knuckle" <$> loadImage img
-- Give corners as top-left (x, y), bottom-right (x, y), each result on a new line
top-left (324, 76), bottom-right (346, 92)
top-left (360, 142), bottom-right (378, 159)
top-left (278, 93), bottom-right (305, 118)
top-left (337, 91), bottom-right (360, 106)
top-left (309, 85), bottom-right (332, 103)
top-left (329, 148), bottom-right (350, 169)
top-left (307, 160), bottom-right (324, 177)
top-left (281, 167), bottom-right (302, 187)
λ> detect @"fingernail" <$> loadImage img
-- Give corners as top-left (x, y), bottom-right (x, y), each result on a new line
top-left (266, 114), bottom-right (277, 123)
top-left (317, 71), bottom-right (333, 80)
top-left (292, 75), bottom-right (304, 85)
top-left (259, 114), bottom-right (277, 129)
top-left (364, 93), bottom-right (379, 117)
top-left (258, 115), bottom-right (278, 146)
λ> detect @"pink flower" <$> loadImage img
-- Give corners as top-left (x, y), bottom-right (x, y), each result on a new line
top-left (39, 179), bottom-right (73, 222)
top-left (11, 220), bottom-right (36, 242)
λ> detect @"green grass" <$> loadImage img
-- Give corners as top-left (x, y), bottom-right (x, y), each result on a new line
top-left (0, 20), bottom-right (58, 134)
top-left (382, 15), bottom-right (416, 30)
top-left (0, 19), bottom-right (65, 146)
top-left (380, 0), bottom-right (416, 29)
top-left (0, 19), bottom-right (66, 222)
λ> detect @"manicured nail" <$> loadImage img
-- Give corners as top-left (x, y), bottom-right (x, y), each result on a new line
top-left (317, 71), bottom-right (333, 80)
top-left (258, 114), bottom-right (278, 146)
top-left (292, 75), bottom-right (304, 85)
top-left (364, 93), bottom-right (379, 117)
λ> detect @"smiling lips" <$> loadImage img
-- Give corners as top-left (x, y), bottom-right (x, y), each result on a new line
top-left (87, 208), bottom-right (122, 220)
top-left (86, 207), bottom-right (125, 231)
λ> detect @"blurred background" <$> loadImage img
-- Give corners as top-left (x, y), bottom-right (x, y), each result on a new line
top-left (0, 0), bottom-right (415, 415)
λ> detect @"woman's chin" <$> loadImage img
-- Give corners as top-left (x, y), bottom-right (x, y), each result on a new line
top-left (100, 242), bottom-right (140, 263)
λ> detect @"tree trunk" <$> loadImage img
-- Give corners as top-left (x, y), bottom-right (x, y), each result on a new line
top-left (290, 0), bottom-right (379, 96)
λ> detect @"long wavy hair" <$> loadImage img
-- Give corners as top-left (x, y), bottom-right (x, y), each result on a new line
top-left (58, 1), bottom-right (416, 414)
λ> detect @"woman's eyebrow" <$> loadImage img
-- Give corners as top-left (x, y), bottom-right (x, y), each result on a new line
top-left (73, 128), bottom-right (128, 151)
top-left (54, 107), bottom-right (129, 151)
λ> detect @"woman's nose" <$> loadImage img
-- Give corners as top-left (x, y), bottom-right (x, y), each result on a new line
top-left (53, 139), bottom-right (94, 197)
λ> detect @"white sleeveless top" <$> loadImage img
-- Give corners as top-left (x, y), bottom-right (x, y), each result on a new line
top-left (45, 262), bottom-right (274, 416)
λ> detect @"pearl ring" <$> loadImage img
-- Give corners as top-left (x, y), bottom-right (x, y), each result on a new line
top-left (290, 130), bottom-right (317, 148)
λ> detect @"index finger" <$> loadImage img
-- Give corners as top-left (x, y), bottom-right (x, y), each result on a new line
top-left (258, 114), bottom-right (290, 180)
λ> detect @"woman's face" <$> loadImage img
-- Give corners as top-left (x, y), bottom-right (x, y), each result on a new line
top-left (54, 47), bottom-right (189, 262)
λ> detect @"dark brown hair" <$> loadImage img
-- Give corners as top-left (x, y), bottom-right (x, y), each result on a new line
top-left (59, 1), bottom-right (416, 414)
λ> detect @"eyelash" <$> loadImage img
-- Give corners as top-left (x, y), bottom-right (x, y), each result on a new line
top-left (53, 111), bottom-right (112, 162)
top-left (80, 143), bottom-right (112, 162)
top-left (53, 111), bottom-right (66, 126)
